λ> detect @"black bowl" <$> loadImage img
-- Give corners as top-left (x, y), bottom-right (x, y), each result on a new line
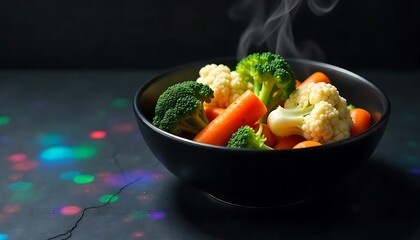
top-left (133, 58), bottom-right (391, 208)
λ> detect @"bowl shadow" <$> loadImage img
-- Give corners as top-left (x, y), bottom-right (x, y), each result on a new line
top-left (172, 156), bottom-right (420, 240)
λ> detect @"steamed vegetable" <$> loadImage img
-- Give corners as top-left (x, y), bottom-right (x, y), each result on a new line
top-left (348, 106), bottom-right (372, 136)
top-left (204, 105), bottom-right (225, 122)
top-left (236, 52), bottom-right (296, 121)
top-left (196, 64), bottom-right (253, 108)
top-left (252, 123), bottom-right (276, 148)
top-left (298, 72), bottom-right (331, 88)
top-left (193, 90), bottom-right (267, 146)
top-left (293, 140), bottom-right (322, 149)
top-left (268, 81), bottom-right (353, 143)
top-left (284, 81), bottom-right (353, 135)
top-left (227, 125), bottom-right (272, 150)
top-left (268, 86), bottom-right (353, 144)
top-left (153, 81), bottom-right (214, 136)
top-left (152, 52), bottom-right (372, 149)
top-left (274, 135), bottom-right (306, 150)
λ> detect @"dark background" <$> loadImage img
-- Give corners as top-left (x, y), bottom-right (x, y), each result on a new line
top-left (0, 0), bottom-right (419, 70)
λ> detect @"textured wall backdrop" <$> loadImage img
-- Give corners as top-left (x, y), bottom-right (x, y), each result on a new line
top-left (0, 0), bottom-right (418, 69)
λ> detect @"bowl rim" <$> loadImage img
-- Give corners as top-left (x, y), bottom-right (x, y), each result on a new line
top-left (133, 57), bottom-right (391, 152)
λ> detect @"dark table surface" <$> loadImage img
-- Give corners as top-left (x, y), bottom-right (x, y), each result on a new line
top-left (0, 68), bottom-right (419, 240)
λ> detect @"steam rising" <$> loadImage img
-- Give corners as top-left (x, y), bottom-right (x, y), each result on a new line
top-left (229, 0), bottom-right (340, 60)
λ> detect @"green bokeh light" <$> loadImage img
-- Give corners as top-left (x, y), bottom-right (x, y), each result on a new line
top-left (130, 210), bottom-right (148, 219)
top-left (99, 194), bottom-right (119, 203)
top-left (399, 154), bottom-right (419, 166)
top-left (406, 140), bottom-right (419, 148)
top-left (0, 116), bottom-right (11, 125)
top-left (11, 190), bottom-right (34, 202)
top-left (72, 146), bottom-right (97, 159)
top-left (112, 98), bottom-right (129, 108)
top-left (73, 174), bottom-right (95, 184)
top-left (8, 181), bottom-right (33, 191)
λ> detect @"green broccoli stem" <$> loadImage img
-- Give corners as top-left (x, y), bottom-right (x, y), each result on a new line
top-left (251, 124), bottom-right (272, 150)
top-left (257, 81), bottom-right (275, 106)
top-left (178, 113), bottom-right (209, 135)
top-left (249, 137), bottom-right (273, 149)
top-left (255, 80), bottom-right (276, 123)
top-left (253, 80), bottom-right (262, 97)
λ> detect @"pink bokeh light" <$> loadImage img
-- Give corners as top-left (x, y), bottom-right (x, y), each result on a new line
top-left (89, 130), bottom-right (107, 139)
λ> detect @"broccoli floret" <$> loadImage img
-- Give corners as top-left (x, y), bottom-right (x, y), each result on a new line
top-left (227, 125), bottom-right (272, 150)
top-left (153, 81), bottom-right (214, 136)
top-left (236, 52), bottom-right (296, 121)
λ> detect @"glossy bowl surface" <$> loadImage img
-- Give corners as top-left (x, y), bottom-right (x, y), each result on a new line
top-left (133, 58), bottom-right (391, 208)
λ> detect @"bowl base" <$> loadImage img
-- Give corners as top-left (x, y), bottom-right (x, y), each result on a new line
top-left (207, 193), bottom-right (313, 209)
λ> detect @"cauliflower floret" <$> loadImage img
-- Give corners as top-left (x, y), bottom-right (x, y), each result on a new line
top-left (230, 70), bottom-right (254, 103)
top-left (268, 81), bottom-right (353, 144)
top-left (284, 82), bottom-right (341, 108)
top-left (302, 101), bottom-right (344, 143)
top-left (197, 64), bottom-right (252, 108)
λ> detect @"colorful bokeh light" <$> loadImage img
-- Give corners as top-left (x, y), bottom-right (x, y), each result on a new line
top-left (0, 116), bottom-right (10, 125)
top-left (37, 133), bottom-right (64, 146)
top-left (0, 135), bottom-right (11, 144)
top-left (405, 140), bottom-right (419, 148)
top-left (98, 194), bottom-right (119, 203)
top-left (7, 153), bottom-right (27, 162)
top-left (72, 146), bottom-right (97, 159)
top-left (59, 206), bottom-right (81, 216)
top-left (110, 122), bottom-right (136, 133)
top-left (8, 181), bottom-right (33, 191)
top-left (148, 211), bottom-right (166, 220)
top-left (130, 210), bottom-right (148, 219)
top-left (40, 145), bottom-right (97, 162)
top-left (40, 146), bottom-right (73, 161)
top-left (131, 231), bottom-right (144, 238)
top-left (2, 204), bottom-right (21, 214)
top-left (409, 168), bottom-right (420, 175)
top-left (103, 170), bottom-right (154, 187)
top-left (400, 154), bottom-right (419, 166)
top-left (73, 174), bottom-right (95, 184)
top-left (112, 98), bottom-right (129, 108)
top-left (60, 171), bottom-right (81, 180)
top-left (0, 233), bottom-right (9, 240)
top-left (12, 160), bottom-right (39, 172)
top-left (89, 130), bottom-right (107, 139)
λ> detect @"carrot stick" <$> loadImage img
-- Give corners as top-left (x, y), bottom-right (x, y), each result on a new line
top-left (298, 72), bottom-right (331, 88)
top-left (204, 106), bottom-right (225, 122)
top-left (193, 90), bottom-right (267, 146)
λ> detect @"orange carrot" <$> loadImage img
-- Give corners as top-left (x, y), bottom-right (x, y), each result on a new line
top-left (204, 106), bottom-right (225, 122)
top-left (298, 72), bottom-right (331, 88)
top-left (274, 135), bottom-right (306, 150)
top-left (371, 111), bottom-right (382, 125)
top-left (252, 123), bottom-right (276, 148)
top-left (350, 108), bottom-right (372, 136)
top-left (293, 140), bottom-right (321, 149)
top-left (193, 90), bottom-right (267, 146)
top-left (295, 79), bottom-right (302, 88)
